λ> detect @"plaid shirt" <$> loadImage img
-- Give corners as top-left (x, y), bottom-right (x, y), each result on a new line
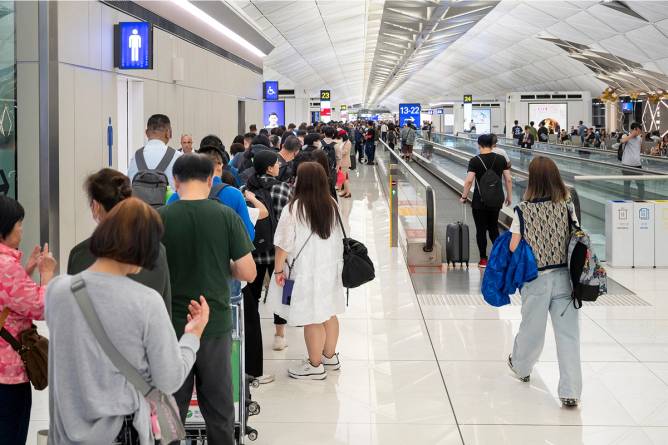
top-left (242, 175), bottom-right (291, 265)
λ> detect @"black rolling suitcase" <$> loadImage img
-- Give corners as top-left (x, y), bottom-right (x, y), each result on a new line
top-left (350, 153), bottom-right (357, 170)
top-left (446, 204), bottom-right (470, 268)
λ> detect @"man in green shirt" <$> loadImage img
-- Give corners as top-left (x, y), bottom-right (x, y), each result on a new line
top-left (159, 153), bottom-right (256, 445)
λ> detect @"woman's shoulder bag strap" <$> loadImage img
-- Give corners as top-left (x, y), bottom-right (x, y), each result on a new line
top-left (70, 275), bottom-right (152, 396)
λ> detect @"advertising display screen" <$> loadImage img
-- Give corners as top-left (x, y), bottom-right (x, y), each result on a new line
top-left (529, 103), bottom-right (567, 133)
top-left (320, 100), bottom-right (331, 123)
top-left (399, 103), bottom-right (421, 127)
top-left (621, 102), bottom-right (634, 113)
top-left (263, 81), bottom-right (279, 100)
top-left (115, 22), bottom-right (153, 69)
top-left (263, 101), bottom-right (285, 129)
top-left (472, 109), bottom-right (491, 134)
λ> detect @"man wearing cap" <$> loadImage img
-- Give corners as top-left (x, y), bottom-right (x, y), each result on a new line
top-left (241, 150), bottom-right (292, 384)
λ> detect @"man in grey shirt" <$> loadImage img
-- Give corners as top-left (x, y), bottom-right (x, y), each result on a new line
top-left (621, 122), bottom-right (644, 199)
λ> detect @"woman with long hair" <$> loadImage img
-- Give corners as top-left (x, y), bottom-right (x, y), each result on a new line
top-left (507, 156), bottom-right (581, 408)
top-left (268, 162), bottom-right (345, 380)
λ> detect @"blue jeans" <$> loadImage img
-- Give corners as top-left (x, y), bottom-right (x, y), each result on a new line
top-left (364, 140), bottom-right (376, 162)
top-left (512, 269), bottom-right (582, 399)
top-left (0, 382), bottom-right (31, 445)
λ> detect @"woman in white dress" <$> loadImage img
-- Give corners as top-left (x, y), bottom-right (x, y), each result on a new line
top-left (268, 161), bottom-right (345, 380)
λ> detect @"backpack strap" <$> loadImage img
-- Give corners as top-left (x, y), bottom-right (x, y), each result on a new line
top-left (514, 204), bottom-right (526, 237)
top-left (476, 155), bottom-right (487, 171)
top-left (135, 147), bottom-right (148, 171)
top-left (208, 182), bottom-right (228, 201)
top-left (155, 147), bottom-right (177, 173)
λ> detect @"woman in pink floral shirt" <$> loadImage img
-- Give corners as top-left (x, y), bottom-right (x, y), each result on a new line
top-left (0, 195), bottom-right (57, 444)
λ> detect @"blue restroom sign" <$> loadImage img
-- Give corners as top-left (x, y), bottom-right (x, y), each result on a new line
top-left (114, 22), bottom-right (153, 70)
top-left (399, 103), bottom-right (421, 127)
top-left (264, 81), bottom-right (279, 100)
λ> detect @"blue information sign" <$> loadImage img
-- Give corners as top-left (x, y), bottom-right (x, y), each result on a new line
top-left (264, 81), bottom-right (279, 100)
top-left (436, 108), bottom-right (444, 115)
top-left (115, 22), bottom-right (153, 70)
top-left (399, 103), bottom-right (421, 127)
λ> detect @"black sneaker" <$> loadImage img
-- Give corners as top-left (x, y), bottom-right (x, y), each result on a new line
top-left (560, 398), bottom-right (579, 408)
top-left (507, 355), bottom-right (530, 382)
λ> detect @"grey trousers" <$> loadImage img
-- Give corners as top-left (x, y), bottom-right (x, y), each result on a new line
top-left (174, 335), bottom-right (234, 445)
top-left (511, 269), bottom-right (582, 399)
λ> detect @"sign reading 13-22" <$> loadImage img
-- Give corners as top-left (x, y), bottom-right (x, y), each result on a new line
top-left (114, 22), bottom-right (153, 70)
top-left (399, 103), bottom-right (421, 127)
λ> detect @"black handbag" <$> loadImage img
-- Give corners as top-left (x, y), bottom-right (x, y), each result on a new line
top-left (335, 208), bottom-right (375, 302)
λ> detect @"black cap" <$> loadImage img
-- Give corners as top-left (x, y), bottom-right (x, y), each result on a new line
top-left (254, 150), bottom-right (279, 175)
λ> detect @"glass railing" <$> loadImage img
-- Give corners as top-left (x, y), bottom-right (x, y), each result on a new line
top-left (375, 139), bottom-right (435, 253)
top-left (449, 131), bottom-right (668, 173)
top-left (415, 136), bottom-right (668, 260)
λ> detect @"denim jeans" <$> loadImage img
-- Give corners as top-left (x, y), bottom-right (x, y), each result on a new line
top-left (512, 269), bottom-right (582, 399)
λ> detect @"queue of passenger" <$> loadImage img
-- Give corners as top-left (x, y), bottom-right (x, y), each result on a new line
top-left (0, 113), bottom-right (373, 445)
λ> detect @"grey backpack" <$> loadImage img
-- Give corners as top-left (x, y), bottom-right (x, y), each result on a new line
top-left (132, 147), bottom-right (176, 208)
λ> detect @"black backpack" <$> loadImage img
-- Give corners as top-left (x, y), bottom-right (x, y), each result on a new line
top-left (475, 155), bottom-right (505, 208)
top-left (251, 185), bottom-right (277, 253)
top-left (512, 126), bottom-right (522, 138)
top-left (617, 142), bottom-right (626, 161)
top-left (320, 140), bottom-right (338, 179)
top-left (132, 147), bottom-right (176, 208)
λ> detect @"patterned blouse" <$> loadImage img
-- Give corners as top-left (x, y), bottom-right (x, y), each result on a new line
top-left (0, 243), bottom-right (46, 384)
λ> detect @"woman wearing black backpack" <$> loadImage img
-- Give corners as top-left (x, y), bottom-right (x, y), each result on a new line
top-left (506, 156), bottom-right (582, 408)
top-left (460, 134), bottom-right (512, 268)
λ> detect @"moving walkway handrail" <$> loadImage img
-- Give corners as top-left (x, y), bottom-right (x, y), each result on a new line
top-left (438, 133), bottom-right (666, 175)
top-left (378, 139), bottom-right (435, 253)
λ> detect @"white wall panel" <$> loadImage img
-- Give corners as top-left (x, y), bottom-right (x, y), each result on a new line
top-left (58, 64), bottom-right (76, 265)
top-left (54, 1), bottom-right (264, 260)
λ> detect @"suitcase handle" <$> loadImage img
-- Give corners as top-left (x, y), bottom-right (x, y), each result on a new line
top-left (462, 202), bottom-right (467, 223)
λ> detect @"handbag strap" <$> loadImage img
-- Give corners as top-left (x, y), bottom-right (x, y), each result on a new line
top-left (70, 275), bottom-right (152, 396)
top-left (334, 204), bottom-right (348, 239)
top-left (0, 307), bottom-right (22, 352)
top-left (286, 232), bottom-right (315, 278)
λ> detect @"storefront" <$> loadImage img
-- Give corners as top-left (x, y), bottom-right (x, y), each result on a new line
top-left (0, 1), bottom-right (15, 198)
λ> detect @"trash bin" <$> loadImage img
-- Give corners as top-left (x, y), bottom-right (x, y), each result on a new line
top-left (653, 200), bottom-right (668, 268)
top-left (633, 201), bottom-right (655, 268)
top-left (605, 200), bottom-right (634, 267)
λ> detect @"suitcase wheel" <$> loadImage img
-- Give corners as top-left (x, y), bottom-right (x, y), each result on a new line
top-left (247, 427), bottom-right (258, 441)
top-left (248, 401), bottom-right (261, 416)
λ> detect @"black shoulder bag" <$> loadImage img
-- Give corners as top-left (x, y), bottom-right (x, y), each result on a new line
top-left (334, 207), bottom-right (375, 304)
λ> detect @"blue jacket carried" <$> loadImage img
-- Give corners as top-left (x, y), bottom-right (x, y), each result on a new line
top-left (481, 231), bottom-right (538, 307)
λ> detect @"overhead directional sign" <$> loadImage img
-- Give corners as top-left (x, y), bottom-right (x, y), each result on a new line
top-left (436, 108), bottom-right (444, 115)
top-left (399, 103), bottom-right (421, 127)
top-left (320, 90), bottom-right (331, 101)
top-left (463, 94), bottom-right (473, 103)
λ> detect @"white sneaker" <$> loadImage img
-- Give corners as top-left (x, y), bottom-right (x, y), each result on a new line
top-left (288, 359), bottom-right (327, 380)
top-left (321, 353), bottom-right (341, 371)
top-left (257, 374), bottom-right (275, 384)
top-left (272, 335), bottom-right (288, 351)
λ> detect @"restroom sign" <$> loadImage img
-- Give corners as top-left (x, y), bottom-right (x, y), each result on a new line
top-left (114, 22), bottom-right (153, 70)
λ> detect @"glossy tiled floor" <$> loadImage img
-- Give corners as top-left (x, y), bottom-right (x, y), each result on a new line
top-left (27, 165), bottom-right (668, 444)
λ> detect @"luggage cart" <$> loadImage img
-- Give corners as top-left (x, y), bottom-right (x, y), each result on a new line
top-left (185, 295), bottom-right (260, 443)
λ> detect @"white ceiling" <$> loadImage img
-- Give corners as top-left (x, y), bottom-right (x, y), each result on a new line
top-left (228, 0), bottom-right (668, 108)
top-left (227, 0), bottom-right (383, 105)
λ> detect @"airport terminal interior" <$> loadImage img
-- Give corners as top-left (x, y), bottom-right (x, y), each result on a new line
top-left (4, 1), bottom-right (668, 444)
